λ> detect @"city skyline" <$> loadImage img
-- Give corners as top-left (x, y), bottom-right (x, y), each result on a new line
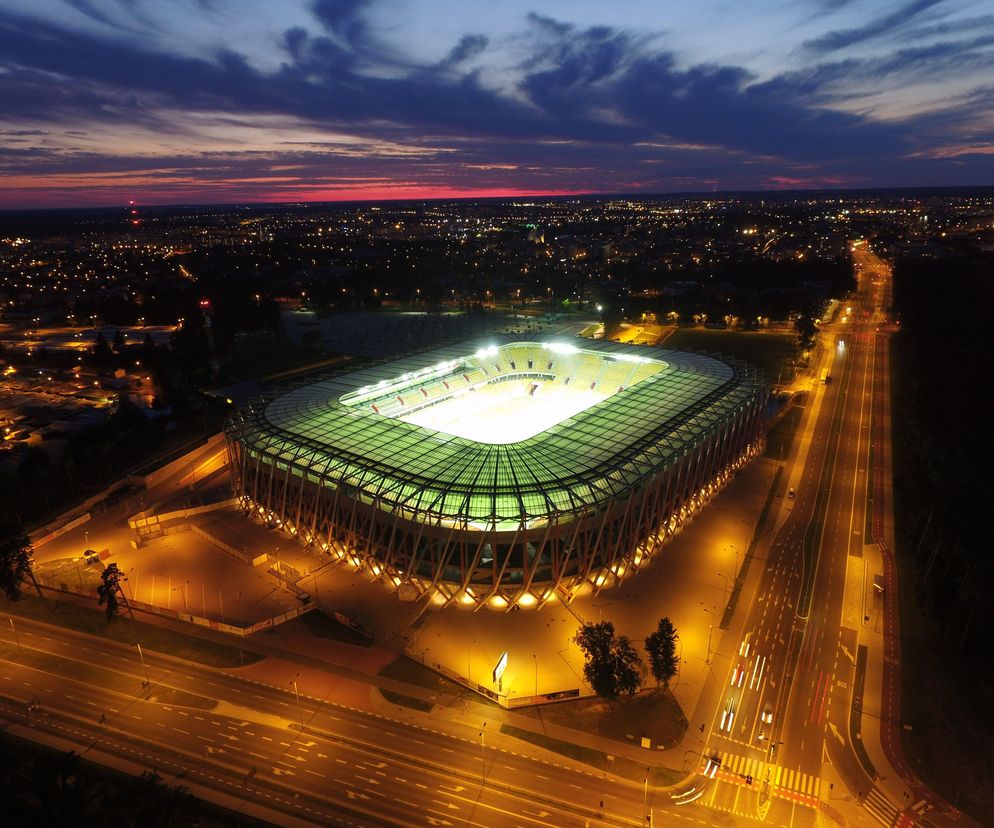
top-left (2, 0), bottom-right (994, 208)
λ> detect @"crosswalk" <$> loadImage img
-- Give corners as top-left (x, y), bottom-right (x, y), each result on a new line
top-left (712, 751), bottom-right (821, 803)
top-left (863, 786), bottom-right (900, 827)
top-left (709, 753), bottom-right (905, 826)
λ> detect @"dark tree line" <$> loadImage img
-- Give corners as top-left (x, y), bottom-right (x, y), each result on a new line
top-left (891, 251), bottom-right (994, 663)
top-left (0, 735), bottom-right (207, 827)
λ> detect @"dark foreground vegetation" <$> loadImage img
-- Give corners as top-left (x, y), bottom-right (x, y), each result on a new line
top-left (0, 732), bottom-right (257, 827)
top-left (891, 250), bottom-right (994, 820)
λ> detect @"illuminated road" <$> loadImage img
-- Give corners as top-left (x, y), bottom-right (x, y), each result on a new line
top-left (1, 613), bottom-right (722, 828)
top-left (695, 243), bottom-right (978, 828)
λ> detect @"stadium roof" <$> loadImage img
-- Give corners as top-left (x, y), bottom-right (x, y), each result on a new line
top-left (230, 338), bottom-right (764, 529)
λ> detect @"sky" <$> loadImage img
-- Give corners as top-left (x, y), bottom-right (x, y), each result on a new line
top-left (1, 0), bottom-right (993, 208)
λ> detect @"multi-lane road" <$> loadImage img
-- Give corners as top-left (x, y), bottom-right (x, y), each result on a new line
top-left (1, 610), bottom-right (730, 827)
top-left (692, 247), bottom-right (883, 826)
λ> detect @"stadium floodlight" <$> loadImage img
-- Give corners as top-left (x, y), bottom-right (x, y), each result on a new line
top-left (226, 338), bottom-right (766, 609)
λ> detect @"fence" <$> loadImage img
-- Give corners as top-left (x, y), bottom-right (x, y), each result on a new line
top-left (30, 512), bottom-right (92, 549)
top-left (128, 498), bottom-right (239, 531)
top-left (36, 583), bottom-right (314, 637)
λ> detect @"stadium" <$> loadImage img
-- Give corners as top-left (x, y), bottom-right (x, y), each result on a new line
top-left (225, 338), bottom-right (766, 610)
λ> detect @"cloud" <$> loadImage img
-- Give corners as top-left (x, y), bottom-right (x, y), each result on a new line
top-left (437, 34), bottom-right (488, 70)
top-left (0, 4), bottom-right (991, 206)
top-left (310, 0), bottom-right (370, 47)
top-left (804, 0), bottom-right (946, 53)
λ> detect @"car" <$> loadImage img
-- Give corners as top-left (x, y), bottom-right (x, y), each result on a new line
top-left (761, 704), bottom-right (773, 725)
top-left (720, 699), bottom-right (735, 732)
top-left (704, 755), bottom-right (722, 778)
top-left (739, 633), bottom-right (753, 658)
top-left (787, 487), bottom-right (795, 499)
top-left (731, 663), bottom-right (746, 688)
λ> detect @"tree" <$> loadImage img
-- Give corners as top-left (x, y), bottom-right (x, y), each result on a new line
top-left (573, 621), bottom-right (644, 703)
top-left (97, 563), bottom-right (124, 622)
top-left (794, 315), bottom-right (818, 351)
top-left (0, 526), bottom-right (35, 601)
top-left (112, 328), bottom-right (126, 353)
top-left (644, 617), bottom-right (680, 687)
top-left (92, 331), bottom-right (113, 364)
top-left (614, 635), bottom-right (643, 697)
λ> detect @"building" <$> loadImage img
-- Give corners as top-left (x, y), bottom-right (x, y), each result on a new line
top-left (225, 338), bottom-right (766, 610)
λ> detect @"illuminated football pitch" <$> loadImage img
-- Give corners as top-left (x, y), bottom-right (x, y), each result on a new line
top-left (399, 379), bottom-right (607, 444)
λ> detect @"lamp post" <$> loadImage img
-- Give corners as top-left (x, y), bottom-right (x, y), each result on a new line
top-left (479, 722), bottom-right (487, 784)
top-left (9, 616), bottom-right (21, 652)
top-left (533, 653), bottom-right (538, 696)
top-left (136, 641), bottom-right (150, 690)
top-left (642, 769), bottom-right (649, 827)
top-left (717, 572), bottom-right (731, 607)
top-left (291, 674), bottom-right (303, 731)
top-left (701, 603), bottom-right (716, 665)
top-left (467, 639), bottom-right (479, 685)
top-left (729, 544), bottom-right (741, 578)
top-left (174, 580), bottom-right (189, 613)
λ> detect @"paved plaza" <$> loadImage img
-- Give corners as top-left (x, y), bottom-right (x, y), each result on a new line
top-left (33, 428), bottom-right (783, 729)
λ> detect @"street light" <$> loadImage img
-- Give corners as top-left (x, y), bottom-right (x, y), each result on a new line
top-left (8, 616), bottom-right (21, 652)
top-left (642, 768), bottom-right (650, 827)
top-left (533, 653), bottom-right (538, 696)
top-left (291, 674), bottom-right (304, 731)
top-left (701, 603), bottom-right (716, 665)
top-left (467, 639), bottom-right (479, 684)
top-left (479, 721), bottom-right (487, 784)
top-left (136, 641), bottom-right (151, 690)
top-left (717, 572), bottom-right (731, 607)
top-left (173, 580), bottom-right (190, 613)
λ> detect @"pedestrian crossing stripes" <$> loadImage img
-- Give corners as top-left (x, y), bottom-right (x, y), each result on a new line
top-left (714, 751), bottom-right (821, 802)
top-left (773, 505), bottom-right (790, 536)
top-left (863, 786), bottom-right (900, 827)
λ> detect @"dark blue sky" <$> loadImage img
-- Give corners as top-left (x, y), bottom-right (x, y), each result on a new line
top-left (2, 0), bottom-right (993, 207)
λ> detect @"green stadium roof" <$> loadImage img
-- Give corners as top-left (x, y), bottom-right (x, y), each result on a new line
top-left (229, 338), bottom-right (764, 530)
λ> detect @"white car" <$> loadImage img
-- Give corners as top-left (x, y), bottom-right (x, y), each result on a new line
top-left (761, 704), bottom-right (773, 725)
top-left (739, 634), bottom-right (752, 658)
top-left (704, 755), bottom-right (721, 778)
top-left (720, 699), bottom-right (736, 733)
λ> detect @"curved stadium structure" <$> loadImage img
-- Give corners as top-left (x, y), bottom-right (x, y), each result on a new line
top-left (225, 339), bottom-right (766, 610)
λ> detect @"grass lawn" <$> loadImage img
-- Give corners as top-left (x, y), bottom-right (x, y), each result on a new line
top-left (665, 329), bottom-right (797, 383)
top-left (299, 610), bottom-right (372, 648)
top-left (519, 688), bottom-right (686, 751)
top-left (377, 654), bottom-right (498, 703)
top-left (764, 396), bottom-right (805, 459)
top-left (500, 723), bottom-right (683, 787)
top-left (377, 688), bottom-right (434, 713)
top-left (4, 594), bottom-right (262, 669)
